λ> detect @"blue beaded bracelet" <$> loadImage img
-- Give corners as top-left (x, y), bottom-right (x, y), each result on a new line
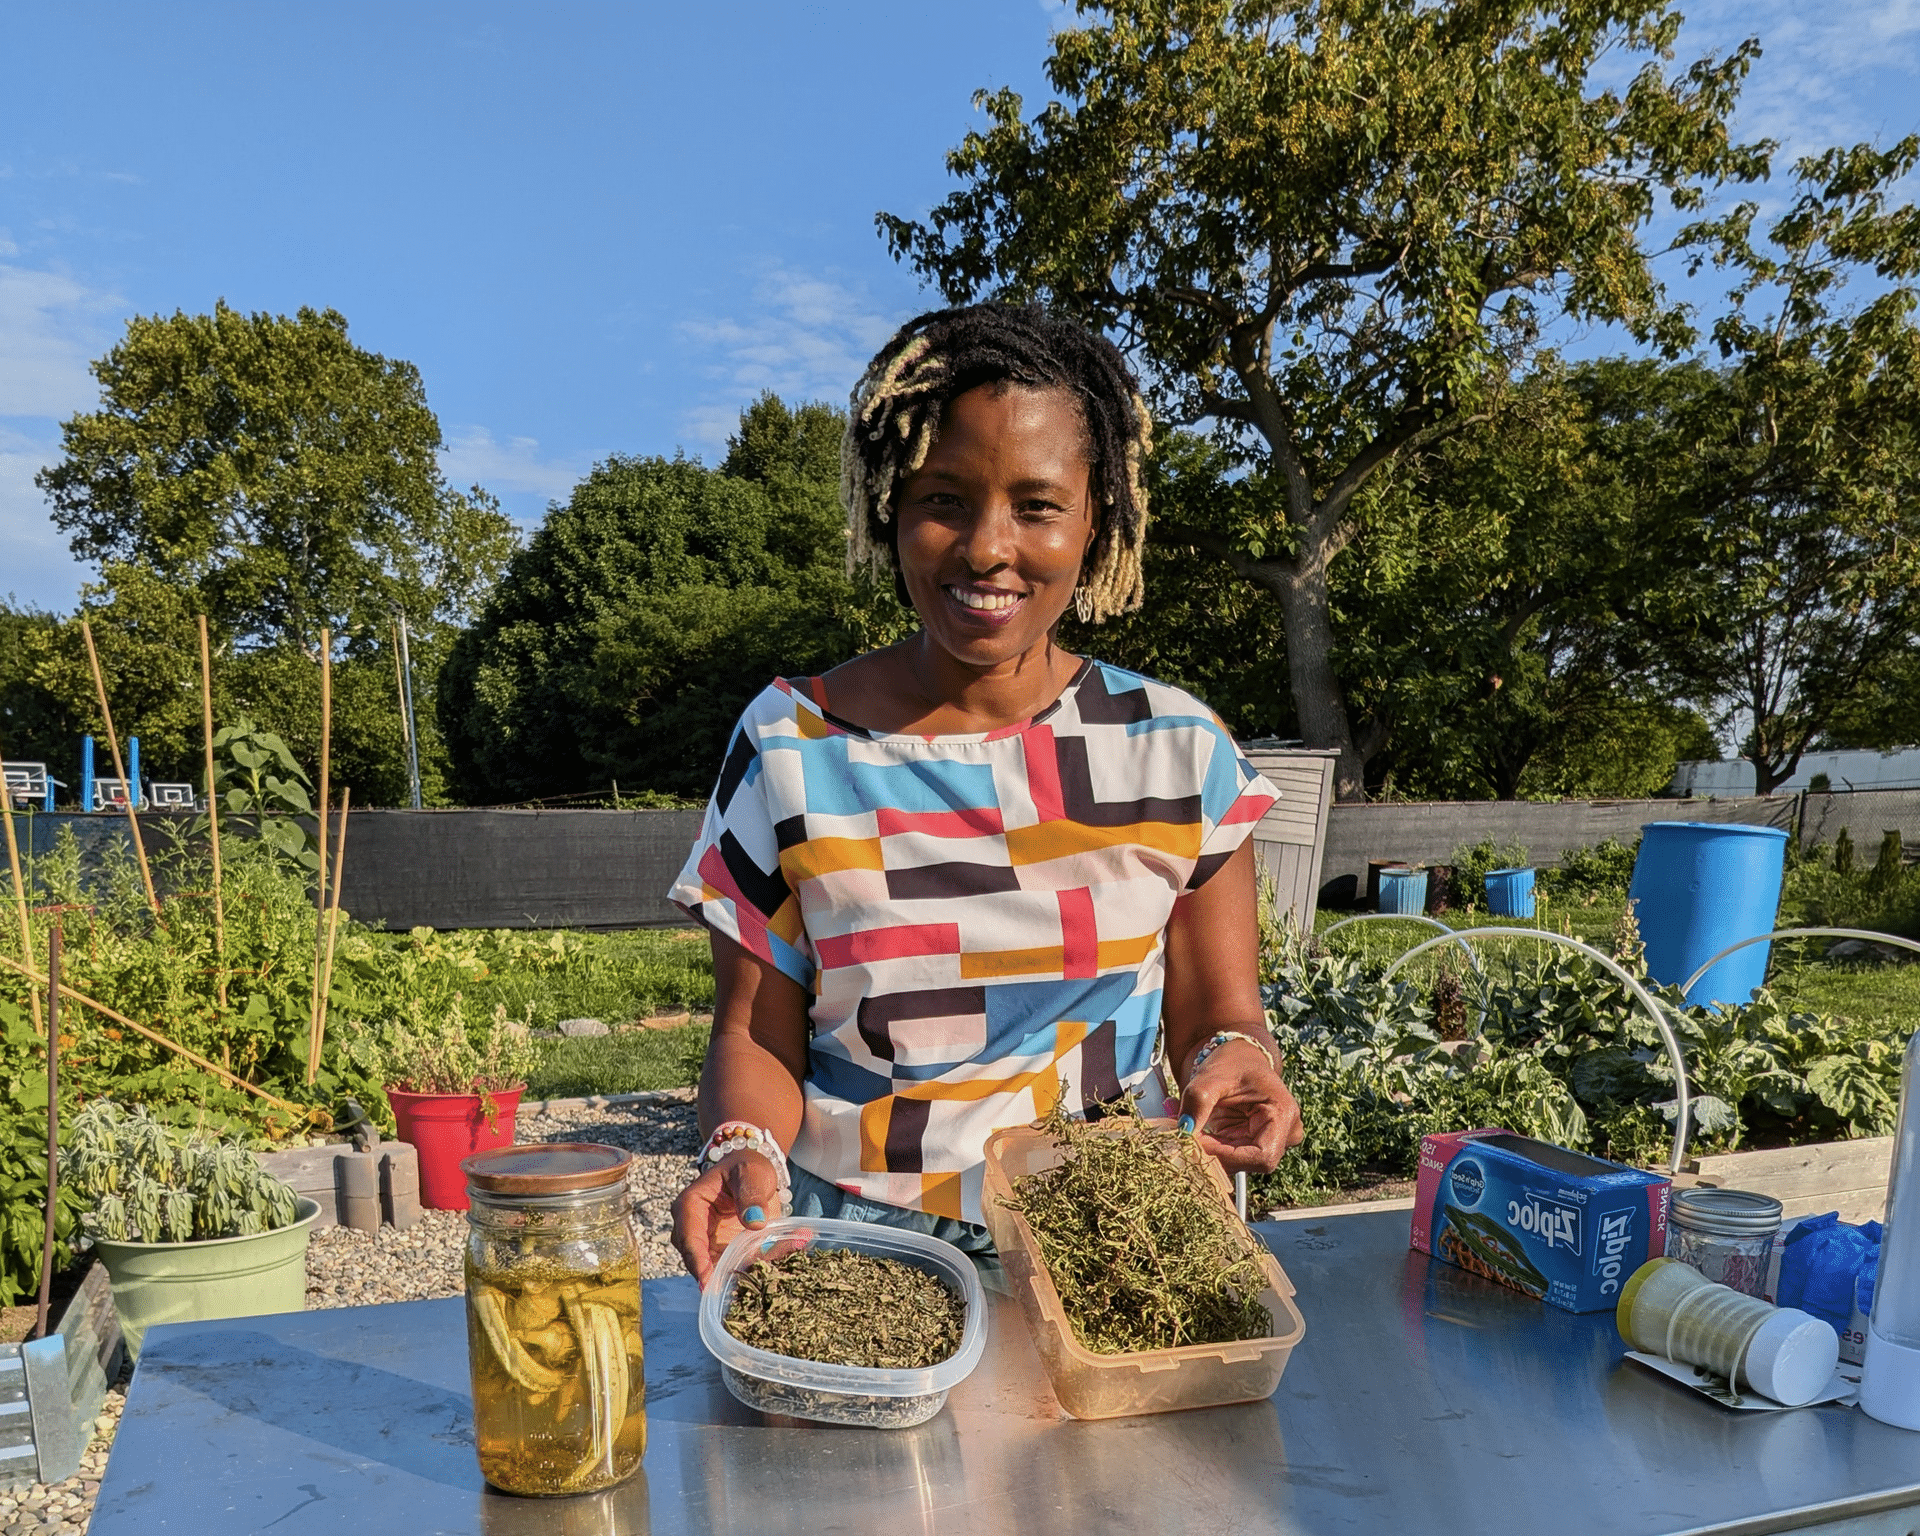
top-left (1188, 1030), bottom-right (1277, 1077)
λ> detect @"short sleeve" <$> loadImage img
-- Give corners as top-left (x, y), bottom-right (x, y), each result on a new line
top-left (667, 703), bottom-right (817, 988)
top-left (1185, 721), bottom-right (1279, 892)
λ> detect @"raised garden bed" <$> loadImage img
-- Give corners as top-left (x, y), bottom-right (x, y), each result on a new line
top-left (1681, 1136), bottom-right (1892, 1224)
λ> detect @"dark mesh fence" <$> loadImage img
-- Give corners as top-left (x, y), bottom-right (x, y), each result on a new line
top-left (14, 808), bottom-right (705, 931)
top-left (14, 788), bottom-right (1913, 931)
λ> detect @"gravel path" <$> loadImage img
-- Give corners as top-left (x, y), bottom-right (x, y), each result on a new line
top-left (0, 1386), bottom-right (121, 1536)
top-left (10, 1092), bottom-right (702, 1534)
top-left (305, 1091), bottom-right (701, 1307)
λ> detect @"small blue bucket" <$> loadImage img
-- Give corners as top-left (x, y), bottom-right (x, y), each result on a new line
top-left (1378, 866), bottom-right (1429, 916)
top-left (1484, 867), bottom-right (1536, 918)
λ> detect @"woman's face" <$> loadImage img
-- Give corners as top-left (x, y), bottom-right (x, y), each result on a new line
top-left (892, 382), bottom-right (1097, 672)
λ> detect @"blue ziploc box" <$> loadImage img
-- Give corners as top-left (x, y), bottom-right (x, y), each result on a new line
top-left (1411, 1128), bottom-right (1671, 1313)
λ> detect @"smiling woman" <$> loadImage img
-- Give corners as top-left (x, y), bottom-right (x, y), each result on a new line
top-left (666, 303), bottom-right (1303, 1285)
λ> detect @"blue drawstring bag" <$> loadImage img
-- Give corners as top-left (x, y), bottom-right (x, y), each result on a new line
top-left (1776, 1212), bottom-right (1883, 1331)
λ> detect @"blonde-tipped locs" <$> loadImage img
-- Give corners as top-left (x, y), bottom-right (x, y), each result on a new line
top-left (841, 303), bottom-right (1152, 623)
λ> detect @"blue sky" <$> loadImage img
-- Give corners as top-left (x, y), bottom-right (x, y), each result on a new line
top-left (4, 0), bottom-right (1918, 614)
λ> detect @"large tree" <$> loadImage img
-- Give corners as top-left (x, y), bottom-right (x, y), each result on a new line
top-left (37, 302), bottom-right (515, 655)
top-left (881, 0), bottom-right (1767, 797)
top-left (440, 396), bottom-right (858, 802)
top-left (1350, 357), bottom-right (1722, 798)
top-left (1676, 141), bottom-right (1920, 794)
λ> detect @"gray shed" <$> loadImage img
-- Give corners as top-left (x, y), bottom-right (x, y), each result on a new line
top-left (1243, 747), bottom-right (1339, 930)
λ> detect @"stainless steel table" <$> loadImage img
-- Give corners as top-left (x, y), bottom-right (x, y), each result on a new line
top-left (87, 1207), bottom-right (1920, 1536)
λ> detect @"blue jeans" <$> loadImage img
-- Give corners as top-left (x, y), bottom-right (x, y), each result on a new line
top-left (787, 1161), bottom-right (1004, 1289)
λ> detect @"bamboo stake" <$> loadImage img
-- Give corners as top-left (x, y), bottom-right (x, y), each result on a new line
top-left (0, 732), bottom-right (45, 1035)
top-left (197, 617), bottom-right (228, 1014)
top-left (0, 952), bottom-right (313, 1120)
top-left (310, 789), bottom-right (349, 1080)
top-left (33, 923), bottom-right (59, 1341)
top-left (79, 620), bottom-right (160, 916)
top-left (305, 628), bottom-right (332, 1082)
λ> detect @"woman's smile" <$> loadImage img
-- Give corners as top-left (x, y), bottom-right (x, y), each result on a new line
top-left (943, 582), bottom-right (1027, 621)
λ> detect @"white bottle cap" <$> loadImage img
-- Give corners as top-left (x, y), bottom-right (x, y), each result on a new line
top-left (1742, 1308), bottom-right (1839, 1406)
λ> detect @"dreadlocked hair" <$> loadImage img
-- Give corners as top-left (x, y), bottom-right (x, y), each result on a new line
top-left (841, 302), bottom-right (1153, 623)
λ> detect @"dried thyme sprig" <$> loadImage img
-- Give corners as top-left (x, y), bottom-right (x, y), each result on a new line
top-left (722, 1247), bottom-right (964, 1370)
top-left (1008, 1094), bottom-right (1273, 1354)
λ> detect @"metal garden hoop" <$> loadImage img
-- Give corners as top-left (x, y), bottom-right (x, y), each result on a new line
top-left (1382, 927), bottom-right (1695, 1175)
top-left (1680, 927), bottom-right (1920, 1002)
top-left (1318, 912), bottom-right (1490, 1034)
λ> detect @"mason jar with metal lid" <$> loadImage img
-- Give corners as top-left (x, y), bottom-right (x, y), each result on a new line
top-left (462, 1143), bottom-right (644, 1495)
top-left (1667, 1187), bottom-right (1783, 1298)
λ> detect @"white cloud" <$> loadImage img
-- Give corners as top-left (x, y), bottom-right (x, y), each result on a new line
top-left (1677, 1), bottom-right (1920, 162)
top-left (678, 268), bottom-right (903, 451)
top-left (439, 426), bottom-right (583, 507)
top-left (0, 423), bottom-right (87, 612)
top-left (0, 262), bottom-right (121, 419)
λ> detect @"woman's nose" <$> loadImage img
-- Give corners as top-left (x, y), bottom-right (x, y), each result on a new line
top-left (955, 501), bottom-right (1017, 570)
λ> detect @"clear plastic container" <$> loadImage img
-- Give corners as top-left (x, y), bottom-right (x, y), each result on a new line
top-left (697, 1216), bottom-right (987, 1429)
top-left (1667, 1187), bottom-right (1782, 1297)
top-left (980, 1121), bottom-right (1307, 1421)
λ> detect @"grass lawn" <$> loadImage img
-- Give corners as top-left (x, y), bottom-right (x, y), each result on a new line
top-left (527, 1023), bottom-right (712, 1100)
top-left (466, 927), bottom-right (714, 1028)
top-left (1313, 899), bottom-right (1918, 1031)
top-left (497, 906), bottom-right (1916, 1101)
top-left (1770, 956), bottom-right (1920, 1034)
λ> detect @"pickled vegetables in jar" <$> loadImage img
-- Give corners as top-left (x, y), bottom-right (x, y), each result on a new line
top-left (462, 1143), bottom-right (645, 1495)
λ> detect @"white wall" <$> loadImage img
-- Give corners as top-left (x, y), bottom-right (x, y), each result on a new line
top-left (1670, 747), bottom-right (1920, 797)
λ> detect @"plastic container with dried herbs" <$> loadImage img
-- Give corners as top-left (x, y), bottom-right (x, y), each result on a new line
top-left (462, 1144), bottom-right (644, 1496)
top-left (981, 1114), bottom-right (1305, 1421)
top-left (697, 1217), bottom-right (987, 1428)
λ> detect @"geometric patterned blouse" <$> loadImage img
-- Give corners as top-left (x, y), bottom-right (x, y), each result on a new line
top-left (669, 660), bottom-right (1278, 1224)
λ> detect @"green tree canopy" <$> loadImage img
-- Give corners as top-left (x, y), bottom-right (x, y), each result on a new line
top-left (14, 304), bottom-right (498, 806)
top-left (1676, 141), bottom-right (1920, 793)
top-left (882, 0), bottom-right (1768, 798)
top-left (440, 395), bottom-right (858, 802)
top-left (37, 301), bottom-right (516, 653)
top-left (1348, 357), bottom-right (1723, 799)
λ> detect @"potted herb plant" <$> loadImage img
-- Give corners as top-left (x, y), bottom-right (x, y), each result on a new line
top-left (61, 1100), bottom-right (319, 1358)
top-left (343, 997), bottom-right (538, 1211)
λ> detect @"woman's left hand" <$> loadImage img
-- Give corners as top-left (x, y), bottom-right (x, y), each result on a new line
top-left (1178, 1039), bottom-right (1304, 1175)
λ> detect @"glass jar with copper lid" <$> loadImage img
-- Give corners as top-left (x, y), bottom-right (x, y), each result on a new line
top-left (1666, 1186), bottom-right (1783, 1298)
top-left (461, 1143), bottom-right (644, 1495)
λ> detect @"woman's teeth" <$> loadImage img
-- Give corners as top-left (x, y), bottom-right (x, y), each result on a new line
top-left (949, 587), bottom-right (1021, 611)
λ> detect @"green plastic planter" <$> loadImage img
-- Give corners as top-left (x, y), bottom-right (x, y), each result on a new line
top-left (91, 1197), bottom-right (321, 1358)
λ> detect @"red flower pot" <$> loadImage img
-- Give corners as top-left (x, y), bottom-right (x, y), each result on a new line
top-left (387, 1085), bottom-right (523, 1211)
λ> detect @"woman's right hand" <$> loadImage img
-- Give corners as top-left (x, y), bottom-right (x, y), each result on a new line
top-left (669, 1148), bottom-right (786, 1287)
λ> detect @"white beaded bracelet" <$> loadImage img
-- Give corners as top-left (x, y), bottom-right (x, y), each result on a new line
top-left (698, 1122), bottom-right (794, 1216)
top-left (1188, 1030), bottom-right (1278, 1078)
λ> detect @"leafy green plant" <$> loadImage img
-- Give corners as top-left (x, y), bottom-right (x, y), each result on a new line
top-left (1783, 837), bottom-right (1920, 940)
top-left (1253, 914), bottom-right (1911, 1211)
top-left (0, 1003), bottom-right (83, 1306)
top-left (61, 1099), bottom-right (301, 1243)
top-left (339, 995), bottom-right (539, 1118)
top-left (206, 717), bottom-right (318, 870)
top-left (1538, 837), bottom-right (1639, 903)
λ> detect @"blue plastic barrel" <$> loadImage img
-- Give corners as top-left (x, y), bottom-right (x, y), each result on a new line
top-left (1628, 822), bottom-right (1789, 1007)
top-left (1484, 867), bottom-right (1535, 918)
top-left (1377, 867), bottom-right (1428, 915)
